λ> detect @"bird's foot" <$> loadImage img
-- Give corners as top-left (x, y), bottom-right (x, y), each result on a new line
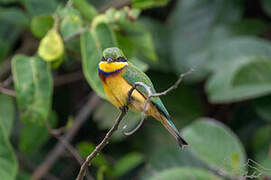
top-left (120, 106), bottom-right (129, 113)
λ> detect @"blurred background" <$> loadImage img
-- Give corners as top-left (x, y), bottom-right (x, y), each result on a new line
top-left (0, 0), bottom-right (271, 179)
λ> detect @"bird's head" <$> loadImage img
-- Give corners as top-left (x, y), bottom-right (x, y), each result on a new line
top-left (99, 47), bottom-right (128, 74)
top-left (101, 47), bottom-right (127, 63)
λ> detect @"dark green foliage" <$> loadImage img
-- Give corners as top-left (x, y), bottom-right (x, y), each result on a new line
top-left (0, 0), bottom-right (271, 179)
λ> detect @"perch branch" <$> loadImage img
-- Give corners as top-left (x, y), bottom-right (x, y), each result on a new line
top-left (123, 68), bottom-right (195, 135)
top-left (76, 69), bottom-right (194, 180)
top-left (76, 108), bottom-right (128, 180)
top-left (32, 93), bottom-right (100, 180)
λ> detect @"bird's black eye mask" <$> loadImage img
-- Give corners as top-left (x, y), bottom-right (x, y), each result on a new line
top-left (101, 56), bottom-right (127, 62)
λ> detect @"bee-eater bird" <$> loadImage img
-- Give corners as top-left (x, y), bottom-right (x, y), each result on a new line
top-left (98, 47), bottom-right (188, 148)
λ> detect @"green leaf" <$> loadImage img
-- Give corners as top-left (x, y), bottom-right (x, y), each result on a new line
top-left (72, 0), bottom-right (98, 21)
top-left (59, 8), bottom-right (83, 39)
top-left (170, 0), bottom-right (243, 73)
top-left (80, 23), bottom-right (117, 98)
top-left (182, 119), bottom-right (246, 177)
top-left (21, 0), bottom-right (58, 16)
top-left (149, 167), bottom-right (223, 180)
top-left (12, 55), bottom-right (53, 123)
top-left (76, 142), bottom-right (108, 167)
top-left (38, 29), bottom-right (64, 62)
top-left (139, 18), bottom-right (172, 71)
top-left (0, 7), bottom-right (29, 27)
top-left (116, 17), bottom-right (157, 61)
top-left (132, 0), bottom-right (169, 9)
top-left (0, 125), bottom-right (18, 180)
top-left (0, 94), bottom-right (14, 138)
top-left (262, 0), bottom-right (271, 17)
top-left (112, 152), bottom-right (144, 178)
top-left (206, 57), bottom-right (271, 103)
top-left (30, 15), bottom-right (54, 38)
top-left (186, 37), bottom-right (271, 82)
top-left (19, 112), bottom-right (57, 154)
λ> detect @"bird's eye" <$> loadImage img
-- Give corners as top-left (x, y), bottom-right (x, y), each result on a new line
top-left (117, 57), bottom-right (127, 62)
top-left (101, 57), bottom-right (106, 61)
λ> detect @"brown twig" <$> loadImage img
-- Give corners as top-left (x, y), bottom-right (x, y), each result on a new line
top-left (54, 71), bottom-right (84, 87)
top-left (76, 69), bottom-right (194, 180)
top-left (32, 93), bottom-right (101, 180)
top-left (0, 86), bottom-right (16, 97)
top-left (76, 108), bottom-right (128, 180)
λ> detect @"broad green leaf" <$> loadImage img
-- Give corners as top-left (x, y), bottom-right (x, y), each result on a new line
top-left (129, 57), bottom-right (149, 72)
top-left (112, 152), bottom-right (144, 178)
top-left (0, 94), bottom-right (14, 138)
top-left (149, 167), bottom-right (223, 180)
top-left (76, 142), bottom-right (108, 167)
top-left (93, 23), bottom-right (117, 50)
top-left (19, 112), bottom-right (57, 154)
top-left (205, 37), bottom-right (271, 72)
top-left (12, 55), bottom-right (53, 123)
top-left (0, 126), bottom-right (17, 180)
top-left (94, 101), bottom-right (141, 141)
top-left (206, 57), bottom-right (271, 103)
top-left (80, 23), bottom-right (117, 98)
top-left (262, 0), bottom-right (271, 17)
top-left (170, 0), bottom-right (243, 73)
top-left (59, 8), bottom-right (83, 39)
top-left (119, 21), bottom-right (157, 61)
top-left (182, 119), bottom-right (246, 177)
top-left (21, 0), bottom-right (58, 16)
top-left (139, 18), bottom-right (172, 71)
top-left (30, 15), bottom-right (54, 38)
top-left (0, 7), bottom-right (29, 27)
top-left (72, 0), bottom-right (98, 21)
top-left (132, 0), bottom-right (169, 9)
top-left (38, 29), bottom-right (64, 62)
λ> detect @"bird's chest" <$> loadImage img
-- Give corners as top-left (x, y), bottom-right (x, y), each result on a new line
top-left (101, 74), bottom-right (145, 110)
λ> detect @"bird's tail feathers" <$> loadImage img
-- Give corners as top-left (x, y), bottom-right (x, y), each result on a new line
top-left (162, 118), bottom-right (188, 149)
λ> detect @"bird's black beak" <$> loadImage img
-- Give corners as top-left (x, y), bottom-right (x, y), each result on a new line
top-left (107, 57), bottom-right (113, 63)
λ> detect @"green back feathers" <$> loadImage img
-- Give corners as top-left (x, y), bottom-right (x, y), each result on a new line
top-left (123, 63), bottom-right (170, 119)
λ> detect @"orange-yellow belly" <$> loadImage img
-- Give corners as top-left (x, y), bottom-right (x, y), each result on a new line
top-left (101, 72), bottom-right (162, 120)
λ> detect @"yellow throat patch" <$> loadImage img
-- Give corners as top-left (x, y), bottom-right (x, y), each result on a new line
top-left (99, 61), bottom-right (128, 73)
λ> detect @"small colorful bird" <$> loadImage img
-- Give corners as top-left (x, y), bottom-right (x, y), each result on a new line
top-left (98, 47), bottom-right (188, 148)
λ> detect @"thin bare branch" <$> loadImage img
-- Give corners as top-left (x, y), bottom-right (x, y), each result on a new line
top-left (32, 94), bottom-right (101, 180)
top-left (0, 86), bottom-right (16, 97)
top-left (54, 71), bottom-right (84, 87)
top-left (76, 108), bottom-right (128, 180)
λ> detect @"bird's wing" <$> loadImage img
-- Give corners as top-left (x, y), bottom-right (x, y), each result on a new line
top-left (123, 63), bottom-right (170, 119)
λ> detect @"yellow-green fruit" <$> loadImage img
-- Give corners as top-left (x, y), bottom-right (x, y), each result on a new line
top-left (38, 29), bottom-right (64, 62)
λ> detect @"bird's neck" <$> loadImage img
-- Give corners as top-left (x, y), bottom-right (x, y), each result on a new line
top-left (98, 61), bottom-right (128, 76)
